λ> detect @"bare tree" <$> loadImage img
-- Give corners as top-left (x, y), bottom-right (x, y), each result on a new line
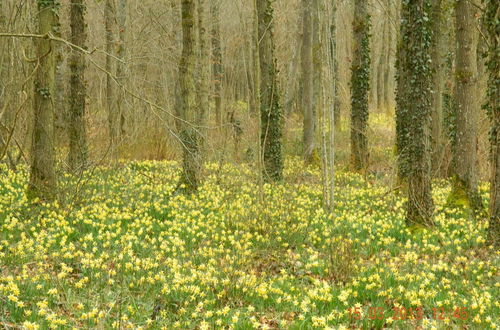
top-left (177, 0), bottom-right (202, 191)
top-left (211, 0), bottom-right (223, 126)
top-left (29, 0), bottom-right (59, 199)
top-left (449, 0), bottom-right (482, 212)
top-left (104, 0), bottom-right (118, 158)
top-left (301, 0), bottom-right (315, 163)
top-left (68, 0), bottom-right (88, 172)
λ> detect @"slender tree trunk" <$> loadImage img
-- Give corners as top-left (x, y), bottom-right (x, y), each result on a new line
top-left (396, 0), bottom-right (434, 226)
top-left (67, 0), bottom-right (88, 173)
top-left (429, 0), bottom-right (446, 177)
top-left (483, 0), bottom-right (498, 245)
top-left (301, 0), bottom-right (315, 162)
top-left (104, 0), bottom-right (118, 158)
top-left (449, 0), bottom-right (482, 212)
top-left (197, 0), bottom-right (209, 142)
top-left (116, 0), bottom-right (127, 137)
top-left (177, 0), bottom-right (201, 192)
top-left (211, 0), bottom-right (223, 126)
top-left (382, 0), bottom-right (393, 113)
top-left (350, 0), bottom-right (370, 172)
top-left (257, 0), bottom-right (283, 182)
top-left (29, 1), bottom-right (58, 199)
top-left (376, 19), bottom-right (388, 111)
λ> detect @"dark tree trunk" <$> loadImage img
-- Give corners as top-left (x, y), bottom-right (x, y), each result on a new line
top-left (396, 0), bottom-right (435, 226)
top-left (350, 0), bottom-right (370, 172)
top-left (68, 0), bottom-right (89, 173)
top-left (257, 0), bottom-right (283, 182)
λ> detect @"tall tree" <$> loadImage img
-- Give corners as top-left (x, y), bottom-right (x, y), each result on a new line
top-left (68, 0), bottom-right (88, 172)
top-left (350, 0), bottom-right (370, 172)
top-left (483, 0), bottom-right (499, 245)
top-left (449, 0), bottom-right (482, 212)
top-left (104, 0), bottom-right (118, 157)
top-left (301, 0), bottom-right (315, 162)
top-left (29, 0), bottom-right (59, 198)
top-left (197, 0), bottom-right (209, 134)
top-left (211, 0), bottom-right (223, 126)
top-left (396, 0), bottom-right (434, 225)
top-left (257, 0), bottom-right (283, 181)
top-left (116, 0), bottom-right (127, 136)
top-left (177, 0), bottom-right (202, 191)
top-left (429, 0), bottom-right (446, 176)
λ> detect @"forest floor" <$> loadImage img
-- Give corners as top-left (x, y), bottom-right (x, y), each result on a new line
top-left (0, 160), bottom-right (498, 329)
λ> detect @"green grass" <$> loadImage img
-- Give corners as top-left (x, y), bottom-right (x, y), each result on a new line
top-left (0, 159), bottom-right (498, 329)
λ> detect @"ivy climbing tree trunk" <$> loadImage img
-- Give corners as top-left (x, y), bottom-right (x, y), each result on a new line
top-left (449, 0), bottom-right (482, 212)
top-left (177, 0), bottom-right (202, 192)
top-left (301, 0), bottom-right (315, 163)
top-left (483, 0), bottom-right (499, 245)
top-left (429, 0), bottom-right (446, 177)
top-left (68, 0), bottom-right (88, 173)
top-left (396, 0), bottom-right (434, 226)
top-left (29, 0), bottom-right (59, 199)
top-left (350, 0), bottom-right (370, 172)
top-left (211, 0), bottom-right (223, 127)
top-left (257, 0), bottom-right (283, 182)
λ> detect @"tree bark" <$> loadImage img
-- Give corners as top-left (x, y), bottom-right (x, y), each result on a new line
top-left (449, 0), bottom-right (482, 212)
top-left (396, 0), bottom-right (434, 226)
top-left (197, 0), bottom-right (209, 143)
top-left (301, 0), bottom-right (315, 163)
top-left (104, 0), bottom-right (118, 158)
top-left (29, 0), bottom-right (58, 199)
top-left (257, 0), bottom-right (283, 182)
top-left (211, 0), bottom-right (223, 127)
top-left (350, 0), bottom-right (370, 172)
top-left (177, 0), bottom-right (202, 192)
top-left (483, 0), bottom-right (499, 245)
top-left (116, 0), bottom-right (127, 137)
top-left (429, 0), bottom-right (446, 177)
top-left (68, 0), bottom-right (88, 173)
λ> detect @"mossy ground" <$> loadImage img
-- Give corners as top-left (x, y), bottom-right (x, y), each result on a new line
top-left (0, 160), bottom-right (498, 329)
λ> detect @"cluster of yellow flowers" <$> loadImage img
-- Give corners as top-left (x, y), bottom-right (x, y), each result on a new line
top-left (0, 160), bottom-right (498, 328)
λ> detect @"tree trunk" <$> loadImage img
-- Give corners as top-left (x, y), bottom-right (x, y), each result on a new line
top-left (177, 0), bottom-right (201, 192)
top-left (429, 0), bottom-right (446, 177)
top-left (483, 0), bottom-right (499, 245)
top-left (301, 0), bottom-right (315, 163)
top-left (449, 0), bottom-right (482, 212)
top-left (350, 0), bottom-right (370, 172)
top-left (211, 0), bottom-right (223, 126)
top-left (257, 0), bottom-right (283, 182)
top-left (104, 0), bottom-right (118, 158)
top-left (116, 0), bottom-right (127, 137)
top-left (29, 1), bottom-right (58, 199)
top-left (382, 0), bottom-right (393, 113)
top-left (396, 0), bottom-right (434, 226)
top-left (68, 0), bottom-right (88, 173)
top-left (197, 0), bottom-right (209, 143)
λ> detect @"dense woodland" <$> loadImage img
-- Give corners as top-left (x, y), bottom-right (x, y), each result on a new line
top-left (0, 0), bottom-right (498, 328)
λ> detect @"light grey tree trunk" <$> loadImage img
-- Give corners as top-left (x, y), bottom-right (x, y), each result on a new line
top-left (449, 0), bottom-right (482, 212)
top-left (301, 0), bottom-right (315, 163)
top-left (429, 0), bottom-right (446, 177)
